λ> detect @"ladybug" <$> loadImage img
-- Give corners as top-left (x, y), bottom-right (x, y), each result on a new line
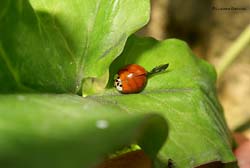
top-left (114, 63), bottom-right (169, 94)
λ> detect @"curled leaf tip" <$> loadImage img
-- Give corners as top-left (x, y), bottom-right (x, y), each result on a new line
top-left (148, 63), bottom-right (169, 76)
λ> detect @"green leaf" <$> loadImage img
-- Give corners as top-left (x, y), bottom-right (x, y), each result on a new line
top-left (93, 35), bottom-right (235, 167)
top-left (0, 1), bottom-right (235, 167)
top-left (0, 0), bottom-right (149, 93)
top-left (0, 94), bottom-right (168, 168)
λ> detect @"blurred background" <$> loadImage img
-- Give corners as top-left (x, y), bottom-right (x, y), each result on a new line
top-left (137, 0), bottom-right (250, 138)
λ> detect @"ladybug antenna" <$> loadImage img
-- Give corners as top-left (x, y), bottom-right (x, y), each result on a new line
top-left (148, 63), bottom-right (169, 76)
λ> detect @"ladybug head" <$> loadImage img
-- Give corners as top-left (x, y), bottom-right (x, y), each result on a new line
top-left (114, 75), bottom-right (123, 92)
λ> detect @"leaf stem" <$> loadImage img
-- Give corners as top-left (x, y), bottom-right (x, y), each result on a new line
top-left (217, 24), bottom-right (250, 78)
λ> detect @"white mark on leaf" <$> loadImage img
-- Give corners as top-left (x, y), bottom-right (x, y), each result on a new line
top-left (17, 95), bottom-right (25, 101)
top-left (96, 120), bottom-right (109, 129)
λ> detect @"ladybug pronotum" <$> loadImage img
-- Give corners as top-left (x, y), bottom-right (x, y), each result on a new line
top-left (114, 63), bottom-right (169, 94)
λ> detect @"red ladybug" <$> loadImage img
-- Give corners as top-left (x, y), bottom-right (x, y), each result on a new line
top-left (114, 63), bottom-right (169, 94)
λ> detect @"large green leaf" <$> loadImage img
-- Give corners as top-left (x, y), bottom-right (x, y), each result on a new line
top-left (0, 94), bottom-right (167, 168)
top-left (0, 0), bottom-right (149, 93)
top-left (91, 36), bottom-right (235, 167)
top-left (0, 1), bottom-right (236, 167)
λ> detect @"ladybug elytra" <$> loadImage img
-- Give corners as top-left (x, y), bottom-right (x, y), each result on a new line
top-left (114, 63), bottom-right (169, 94)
